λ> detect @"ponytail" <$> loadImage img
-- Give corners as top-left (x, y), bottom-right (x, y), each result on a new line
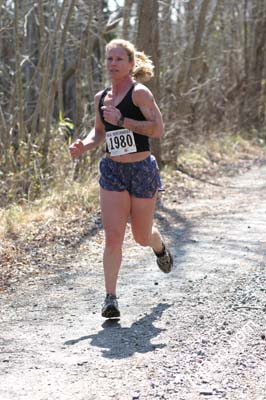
top-left (132, 51), bottom-right (154, 83)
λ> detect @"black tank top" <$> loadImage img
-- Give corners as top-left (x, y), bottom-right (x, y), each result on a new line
top-left (99, 83), bottom-right (150, 153)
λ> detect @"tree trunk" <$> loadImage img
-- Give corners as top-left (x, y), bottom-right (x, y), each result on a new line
top-left (241, 1), bottom-right (266, 128)
top-left (136, 0), bottom-right (161, 165)
top-left (0, 104), bottom-right (10, 169)
top-left (122, 0), bottom-right (134, 40)
top-left (175, 0), bottom-right (212, 129)
top-left (14, 0), bottom-right (25, 147)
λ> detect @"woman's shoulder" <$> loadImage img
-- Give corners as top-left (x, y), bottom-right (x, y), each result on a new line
top-left (132, 82), bottom-right (154, 105)
top-left (133, 81), bottom-right (149, 92)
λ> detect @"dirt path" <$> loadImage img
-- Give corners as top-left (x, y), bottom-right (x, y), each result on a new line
top-left (1, 165), bottom-right (266, 400)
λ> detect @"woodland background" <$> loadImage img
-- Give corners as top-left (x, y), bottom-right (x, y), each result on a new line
top-left (1, 0), bottom-right (266, 207)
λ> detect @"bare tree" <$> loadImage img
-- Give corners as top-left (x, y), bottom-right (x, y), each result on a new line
top-left (14, 0), bottom-right (25, 145)
top-left (41, 0), bottom-right (77, 166)
top-left (136, 0), bottom-right (161, 164)
top-left (122, 0), bottom-right (134, 39)
top-left (241, 0), bottom-right (266, 128)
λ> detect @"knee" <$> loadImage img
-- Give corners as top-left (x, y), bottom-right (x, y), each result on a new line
top-left (104, 229), bottom-right (124, 250)
top-left (133, 233), bottom-right (151, 247)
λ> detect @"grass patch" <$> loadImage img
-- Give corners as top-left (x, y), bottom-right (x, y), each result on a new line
top-left (177, 133), bottom-right (265, 169)
top-left (0, 176), bottom-right (99, 240)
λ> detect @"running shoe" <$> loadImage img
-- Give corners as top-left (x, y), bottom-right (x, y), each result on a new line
top-left (155, 243), bottom-right (173, 273)
top-left (101, 294), bottom-right (120, 318)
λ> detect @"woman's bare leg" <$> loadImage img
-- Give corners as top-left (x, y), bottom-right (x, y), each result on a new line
top-left (100, 188), bottom-right (131, 295)
top-left (130, 192), bottom-right (173, 273)
top-left (130, 192), bottom-right (164, 252)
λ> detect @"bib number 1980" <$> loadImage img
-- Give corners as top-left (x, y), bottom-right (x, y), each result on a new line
top-left (106, 129), bottom-right (137, 156)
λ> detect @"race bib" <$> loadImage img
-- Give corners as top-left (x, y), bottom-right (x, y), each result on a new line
top-left (106, 129), bottom-right (137, 156)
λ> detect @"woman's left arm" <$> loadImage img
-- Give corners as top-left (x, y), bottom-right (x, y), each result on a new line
top-left (125, 85), bottom-right (164, 138)
top-left (101, 85), bottom-right (164, 139)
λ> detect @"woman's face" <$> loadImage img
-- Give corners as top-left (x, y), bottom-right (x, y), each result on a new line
top-left (106, 45), bottom-right (134, 80)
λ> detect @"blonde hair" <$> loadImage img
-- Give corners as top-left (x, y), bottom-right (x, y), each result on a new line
top-left (106, 39), bottom-right (154, 83)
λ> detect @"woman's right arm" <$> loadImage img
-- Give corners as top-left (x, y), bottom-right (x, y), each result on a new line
top-left (69, 92), bottom-right (106, 159)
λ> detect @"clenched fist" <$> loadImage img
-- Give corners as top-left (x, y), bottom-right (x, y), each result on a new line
top-left (69, 139), bottom-right (85, 159)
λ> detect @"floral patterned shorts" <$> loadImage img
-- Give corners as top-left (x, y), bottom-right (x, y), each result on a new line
top-left (99, 155), bottom-right (164, 198)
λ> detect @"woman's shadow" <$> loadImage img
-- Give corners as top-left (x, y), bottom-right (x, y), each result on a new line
top-left (64, 302), bottom-right (171, 359)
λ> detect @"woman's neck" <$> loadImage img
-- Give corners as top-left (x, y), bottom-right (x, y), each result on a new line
top-left (111, 76), bottom-right (134, 95)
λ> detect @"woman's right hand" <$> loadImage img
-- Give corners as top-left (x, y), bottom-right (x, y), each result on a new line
top-left (69, 139), bottom-right (85, 159)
